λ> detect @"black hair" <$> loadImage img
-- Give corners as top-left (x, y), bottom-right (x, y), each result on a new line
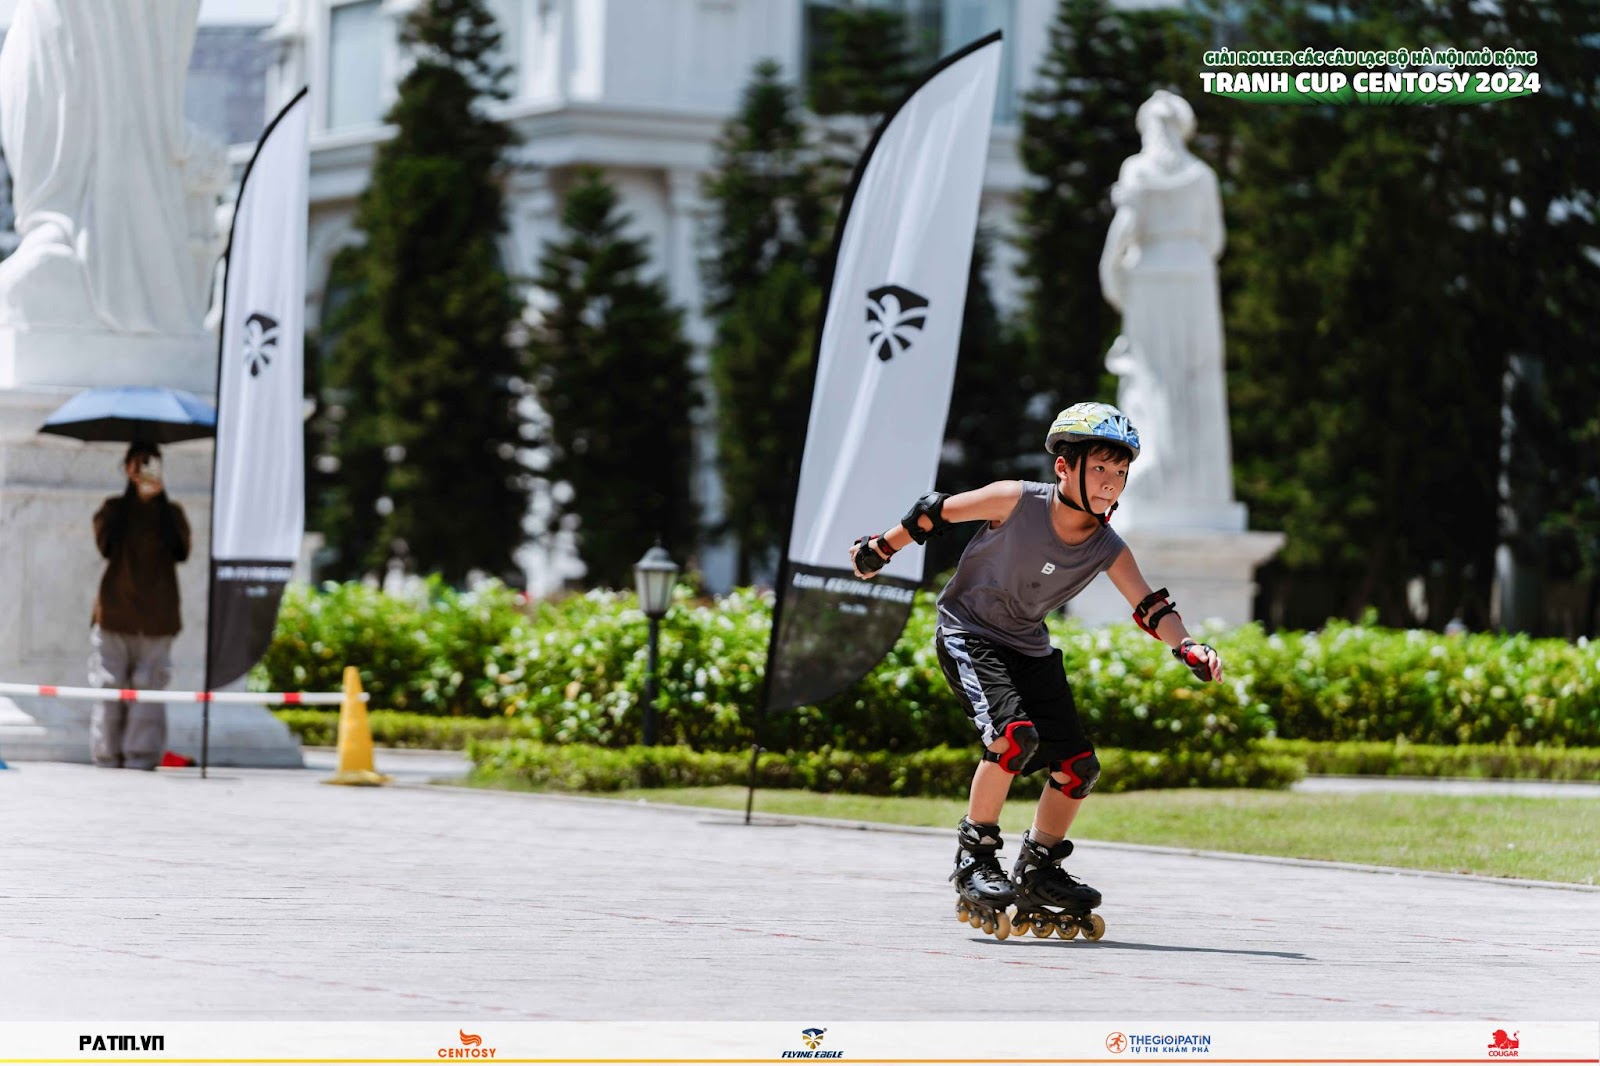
top-left (124, 441), bottom-right (162, 464)
top-left (1053, 439), bottom-right (1134, 468)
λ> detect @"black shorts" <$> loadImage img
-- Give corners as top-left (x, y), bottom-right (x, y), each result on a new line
top-left (935, 627), bottom-right (1094, 774)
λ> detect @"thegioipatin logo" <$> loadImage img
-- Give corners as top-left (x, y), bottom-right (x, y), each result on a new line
top-left (866, 284), bottom-right (929, 362)
top-left (783, 1025), bottom-right (842, 1059)
top-left (241, 311), bottom-right (280, 377)
top-left (1487, 1029), bottom-right (1520, 1057)
top-left (437, 1029), bottom-right (496, 1058)
top-left (1115, 1032), bottom-right (1213, 1055)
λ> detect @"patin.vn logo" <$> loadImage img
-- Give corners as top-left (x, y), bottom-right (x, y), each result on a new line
top-left (783, 1026), bottom-right (842, 1059)
top-left (1487, 1029), bottom-right (1520, 1058)
top-left (438, 1029), bottom-right (497, 1058)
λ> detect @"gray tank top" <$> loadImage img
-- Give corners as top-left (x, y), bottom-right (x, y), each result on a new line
top-left (936, 481), bottom-right (1126, 656)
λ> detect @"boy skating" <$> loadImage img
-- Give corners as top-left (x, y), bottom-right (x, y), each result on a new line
top-left (848, 402), bottom-right (1223, 940)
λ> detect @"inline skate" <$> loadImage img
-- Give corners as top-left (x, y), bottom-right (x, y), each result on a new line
top-left (1009, 831), bottom-right (1105, 940)
top-left (950, 818), bottom-right (1017, 940)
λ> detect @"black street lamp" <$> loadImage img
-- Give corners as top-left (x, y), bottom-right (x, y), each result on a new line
top-left (632, 542), bottom-right (679, 746)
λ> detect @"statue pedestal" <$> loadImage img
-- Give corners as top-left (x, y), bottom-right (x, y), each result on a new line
top-left (0, 326), bottom-right (215, 393)
top-left (1069, 516), bottom-right (1285, 628)
top-left (0, 385), bottom-right (302, 768)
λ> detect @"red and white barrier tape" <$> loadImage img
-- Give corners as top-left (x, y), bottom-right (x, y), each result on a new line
top-left (0, 681), bottom-right (361, 706)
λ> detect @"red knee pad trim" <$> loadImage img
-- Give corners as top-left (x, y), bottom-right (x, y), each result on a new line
top-left (982, 720), bottom-right (1039, 775)
top-left (1047, 750), bottom-right (1101, 798)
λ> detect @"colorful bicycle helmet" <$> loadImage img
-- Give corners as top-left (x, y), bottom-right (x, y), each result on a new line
top-left (1045, 402), bottom-right (1141, 460)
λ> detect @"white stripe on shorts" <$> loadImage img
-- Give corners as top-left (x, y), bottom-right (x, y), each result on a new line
top-left (941, 631), bottom-right (998, 745)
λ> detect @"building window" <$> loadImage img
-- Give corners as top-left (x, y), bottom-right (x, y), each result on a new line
top-left (803, 0), bottom-right (1016, 123)
top-left (327, 0), bottom-right (385, 129)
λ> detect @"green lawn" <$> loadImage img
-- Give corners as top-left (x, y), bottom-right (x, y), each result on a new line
top-left (583, 785), bottom-right (1600, 885)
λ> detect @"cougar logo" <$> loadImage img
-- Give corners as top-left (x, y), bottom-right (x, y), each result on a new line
top-left (1488, 1029), bottom-right (1519, 1051)
top-left (866, 284), bottom-right (929, 362)
top-left (242, 312), bottom-right (280, 377)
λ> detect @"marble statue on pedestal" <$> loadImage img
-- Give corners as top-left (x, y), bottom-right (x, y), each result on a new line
top-left (1069, 90), bottom-right (1284, 627)
top-left (1099, 89), bottom-right (1233, 514)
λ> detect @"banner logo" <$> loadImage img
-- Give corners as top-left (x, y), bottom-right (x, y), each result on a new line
top-left (1106, 1032), bottom-right (1128, 1054)
top-left (1488, 1029), bottom-right (1520, 1057)
top-left (783, 1025), bottom-right (842, 1059)
top-left (865, 284), bottom-right (929, 362)
top-left (437, 1028), bottom-right (496, 1058)
top-left (242, 311), bottom-right (280, 377)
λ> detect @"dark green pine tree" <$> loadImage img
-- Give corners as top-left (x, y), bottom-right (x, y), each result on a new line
top-left (310, 246), bottom-right (388, 578)
top-left (701, 61), bottom-right (828, 583)
top-left (527, 168), bottom-right (698, 588)
top-left (1015, 0), bottom-right (1199, 416)
top-left (321, 0), bottom-right (527, 582)
top-left (926, 229), bottom-right (1030, 579)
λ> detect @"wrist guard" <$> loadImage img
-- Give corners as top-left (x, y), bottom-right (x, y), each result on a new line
top-left (1133, 587), bottom-right (1179, 639)
top-left (900, 491), bottom-right (951, 544)
top-left (852, 534), bottom-right (895, 575)
top-left (1173, 638), bottom-right (1218, 682)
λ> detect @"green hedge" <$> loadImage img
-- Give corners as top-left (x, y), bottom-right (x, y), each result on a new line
top-left (1262, 739), bottom-right (1600, 780)
top-left (274, 708), bottom-right (1600, 784)
top-left (465, 739), bottom-right (1305, 796)
top-left (274, 708), bottom-right (541, 749)
top-left (255, 582), bottom-right (1600, 753)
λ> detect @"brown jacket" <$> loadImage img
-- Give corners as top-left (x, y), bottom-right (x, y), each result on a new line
top-left (93, 486), bottom-right (192, 636)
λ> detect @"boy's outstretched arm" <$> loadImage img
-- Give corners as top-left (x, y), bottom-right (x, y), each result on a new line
top-left (847, 480), bottom-right (1024, 579)
top-left (1105, 548), bottom-right (1224, 682)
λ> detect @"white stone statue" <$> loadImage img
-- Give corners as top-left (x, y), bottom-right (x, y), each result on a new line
top-left (1099, 90), bottom-right (1233, 510)
top-left (0, 0), bottom-right (227, 335)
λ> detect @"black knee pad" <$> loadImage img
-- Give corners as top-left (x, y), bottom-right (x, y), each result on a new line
top-left (981, 720), bottom-right (1039, 775)
top-left (1046, 750), bottom-right (1101, 798)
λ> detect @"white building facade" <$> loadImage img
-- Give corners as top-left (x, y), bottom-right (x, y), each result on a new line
top-left (262, 0), bottom-right (1059, 593)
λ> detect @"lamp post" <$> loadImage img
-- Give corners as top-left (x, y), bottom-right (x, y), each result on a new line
top-left (632, 542), bottom-right (679, 746)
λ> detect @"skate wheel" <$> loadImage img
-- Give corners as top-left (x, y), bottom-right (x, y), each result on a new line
top-left (955, 903), bottom-right (970, 923)
top-left (993, 912), bottom-right (1012, 941)
top-left (1030, 918), bottom-right (1054, 938)
top-left (1056, 919), bottom-right (1079, 940)
top-left (968, 911), bottom-right (982, 929)
top-left (1083, 913), bottom-right (1106, 941)
top-left (1012, 918), bottom-right (1031, 937)
top-left (980, 914), bottom-right (994, 935)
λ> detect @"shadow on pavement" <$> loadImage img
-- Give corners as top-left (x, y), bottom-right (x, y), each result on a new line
top-left (979, 938), bottom-right (1312, 960)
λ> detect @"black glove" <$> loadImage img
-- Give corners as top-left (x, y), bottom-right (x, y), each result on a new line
top-left (1173, 639), bottom-right (1221, 682)
top-left (851, 534), bottom-right (894, 576)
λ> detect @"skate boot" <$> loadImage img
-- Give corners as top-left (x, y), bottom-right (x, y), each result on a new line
top-left (950, 818), bottom-right (1017, 940)
top-left (1010, 831), bottom-right (1106, 941)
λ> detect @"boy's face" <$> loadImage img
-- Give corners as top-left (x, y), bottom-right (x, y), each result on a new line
top-left (1056, 451), bottom-right (1130, 512)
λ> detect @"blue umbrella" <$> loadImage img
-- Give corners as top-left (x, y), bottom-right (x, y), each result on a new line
top-left (39, 386), bottom-right (216, 445)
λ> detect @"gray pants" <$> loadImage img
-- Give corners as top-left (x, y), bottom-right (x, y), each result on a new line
top-left (89, 626), bottom-right (174, 770)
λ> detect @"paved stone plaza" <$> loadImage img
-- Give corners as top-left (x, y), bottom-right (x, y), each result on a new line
top-left (3, 759), bottom-right (1597, 1021)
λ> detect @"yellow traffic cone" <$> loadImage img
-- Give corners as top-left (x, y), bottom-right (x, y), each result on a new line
top-left (323, 666), bottom-right (391, 786)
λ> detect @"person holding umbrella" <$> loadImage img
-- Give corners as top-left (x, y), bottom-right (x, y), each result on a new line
top-left (88, 441), bottom-right (193, 770)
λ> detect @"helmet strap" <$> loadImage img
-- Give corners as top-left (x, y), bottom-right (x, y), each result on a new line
top-left (1055, 463), bottom-right (1114, 526)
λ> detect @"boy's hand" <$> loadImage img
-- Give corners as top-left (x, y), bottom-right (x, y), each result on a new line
top-left (1173, 639), bottom-right (1222, 682)
top-left (848, 534), bottom-right (894, 578)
